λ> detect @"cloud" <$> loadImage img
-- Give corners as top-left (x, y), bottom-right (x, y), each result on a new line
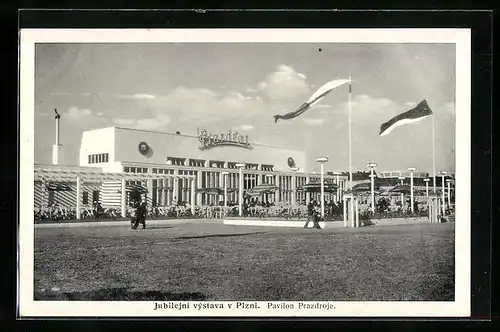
top-left (65, 106), bottom-right (92, 120)
top-left (257, 64), bottom-right (310, 101)
top-left (114, 93), bottom-right (156, 100)
top-left (114, 118), bottom-right (135, 127)
top-left (303, 118), bottom-right (326, 126)
top-left (97, 112), bottom-right (103, 116)
top-left (102, 65), bottom-right (314, 129)
top-left (315, 104), bottom-right (332, 109)
top-left (136, 118), bottom-right (169, 130)
top-left (136, 87), bottom-right (266, 123)
top-left (245, 87), bottom-right (258, 93)
top-left (113, 114), bottom-right (170, 131)
top-left (240, 125), bottom-right (253, 131)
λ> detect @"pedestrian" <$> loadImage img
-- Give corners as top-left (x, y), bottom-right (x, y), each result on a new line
top-left (304, 199), bottom-right (322, 229)
top-left (131, 200), bottom-right (147, 229)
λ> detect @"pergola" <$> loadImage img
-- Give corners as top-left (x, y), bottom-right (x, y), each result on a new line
top-left (34, 168), bottom-right (197, 218)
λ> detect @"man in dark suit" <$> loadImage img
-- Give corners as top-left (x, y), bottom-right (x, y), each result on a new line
top-left (131, 200), bottom-right (147, 229)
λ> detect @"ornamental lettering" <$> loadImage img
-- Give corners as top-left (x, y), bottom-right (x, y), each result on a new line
top-left (197, 128), bottom-right (252, 151)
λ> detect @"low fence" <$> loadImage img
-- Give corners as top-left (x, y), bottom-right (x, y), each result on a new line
top-left (34, 203), bottom-right (454, 224)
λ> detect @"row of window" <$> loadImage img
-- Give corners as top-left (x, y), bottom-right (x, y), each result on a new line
top-left (88, 153), bottom-right (109, 164)
top-left (261, 165), bottom-right (274, 172)
top-left (165, 158), bottom-right (275, 171)
top-left (124, 167), bottom-right (148, 173)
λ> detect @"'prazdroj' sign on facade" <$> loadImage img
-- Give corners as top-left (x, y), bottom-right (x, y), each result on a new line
top-left (197, 128), bottom-right (252, 151)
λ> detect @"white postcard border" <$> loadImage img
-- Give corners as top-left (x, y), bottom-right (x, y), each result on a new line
top-left (19, 28), bottom-right (471, 317)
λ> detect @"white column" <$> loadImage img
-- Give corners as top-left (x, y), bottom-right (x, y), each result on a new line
top-left (320, 164), bottom-right (325, 218)
top-left (425, 197), bottom-right (434, 224)
top-left (408, 168), bottom-right (415, 214)
top-left (196, 171), bottom-right (202, 206)
top-left (157, 178), bottom-right (162, 206)
top-left (238, 168), bottom-right (243, 216)
top-left (447, 181), bottom-right (451, 207)
top-left (343, 196), bottom-right (347, 227)
top-left (350, 197), bottom-right (354, 227)
top-left (76, 176), bottom-right (81, 219)
top-left (121, 177), bottom-right (126, 218)
top-left (256, 173), bottom-right (262, 203)
top-left (335, 175), bottom-right (340, 203)
top-left (305, 175), bottom-right (311, 205)
top-left (399, 177), bottom-right (404, 207)
top-left (52, 113), bottom-right (62, 165)
top-left (166, 175), bottom-right (171, 206)
top-left (275, 175), bottom-right (281, 203)
top-left (173, 169), bottom-right (179, 205)
top-left (441, 174), bottom-right (446, 214)
top-left (146, 171), bottom-right (153, 207)
top-left (370, 172), bottom-right (375, 213)
top-left (224, 174), bottom-right (228, 210)
top-left (355, 198), bottom-right (359, 228)
top-left (291, 174), bottom-right (297, 207)
top-left (190, 178), bottom-right (195, 214)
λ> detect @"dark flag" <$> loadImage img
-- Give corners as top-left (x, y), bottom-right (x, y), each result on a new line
top-left (379, 99), bottom-right (433, 136)
top-left (274, 79), bottom-right (350, 123)
top-left (273, 102), bottom-right (310, 123)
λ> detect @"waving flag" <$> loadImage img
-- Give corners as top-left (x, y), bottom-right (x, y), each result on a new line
top-left (379, 99), bottom-right (433, 136)
top-left (273, 79), bottom-right (350, 123)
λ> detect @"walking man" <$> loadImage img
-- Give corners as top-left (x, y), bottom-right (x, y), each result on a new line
top-left (304, 199), bottom-right (322, 229)
top-left (131, 200), bottom-right (147, 229)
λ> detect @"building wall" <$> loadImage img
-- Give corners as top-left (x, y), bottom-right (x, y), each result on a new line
top-left (79, 127), bottom-right (308, 172)
top-left (79, 127), bottom-right (116, 168)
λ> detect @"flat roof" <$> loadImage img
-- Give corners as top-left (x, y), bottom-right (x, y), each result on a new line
top-left (94, 126), bottom-right (303, 151)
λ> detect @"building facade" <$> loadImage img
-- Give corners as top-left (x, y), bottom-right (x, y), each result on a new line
top-left (35, 126), bottom-right (453, 210)
top-left (76, 126), bottom-right (348, 208)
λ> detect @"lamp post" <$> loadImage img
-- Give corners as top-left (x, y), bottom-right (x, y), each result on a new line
top-left (398, 176), bottom-right (405, 207)
top-left (407, 167), bottom-right (416, 214)
top-left (235, 163), bottom-right (245, 217)
top-left (316, 157), bottom-right (329, 218)
top-left (424, 178), bottom-right (430, 197)
top-left (367, 162), bottom-right (377, 213)
top-left (221, 171), bottom-right (229, 212)
top-left (440, 170), bottom-right (447, 214)
top-left (446, 178), bottom-right (452, 208)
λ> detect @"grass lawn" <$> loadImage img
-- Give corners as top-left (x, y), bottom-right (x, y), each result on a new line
top-left (34, 221), bottom-right (455, 301)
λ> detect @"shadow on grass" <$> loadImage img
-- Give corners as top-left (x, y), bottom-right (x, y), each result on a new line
top-left (35, 287), bottom-right (208, 301)
top-left (361, 220), bottom-right (376, 227)
top-left (174, 231), bottom-right (268, 240)
top-left (145, 226), bottom-right (175, 230)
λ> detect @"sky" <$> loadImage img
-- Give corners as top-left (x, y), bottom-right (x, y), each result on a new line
top-left (34, 43), bottom-right (456, 174)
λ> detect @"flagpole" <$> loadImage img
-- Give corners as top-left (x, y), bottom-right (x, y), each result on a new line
top-left (348, 75), bottom-right (353, 190)
top-left (432, 113), bottom-right (437, 193)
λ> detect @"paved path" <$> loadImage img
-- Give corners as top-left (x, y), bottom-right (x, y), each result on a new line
top-left (34, 216), bottom-right (444, 229)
